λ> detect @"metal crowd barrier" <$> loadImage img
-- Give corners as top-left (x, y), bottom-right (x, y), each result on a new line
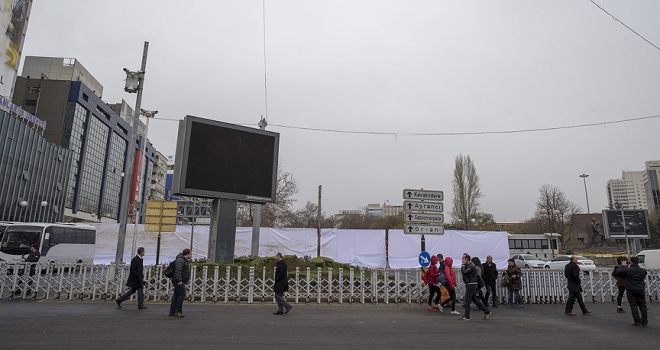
top-left (1, 262), bottom-right (658, 305)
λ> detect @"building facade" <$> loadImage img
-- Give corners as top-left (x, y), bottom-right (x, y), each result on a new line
top-left (12, 58), bottom-right (158, 222)
top-left (0, 96), bottom-right (71, 222)
top-left (0, 0), bottom-right (32, 99)
top-left (642, 161), bottom-right (660, 213)
top-left (606, 171), bottom-right (647, 210)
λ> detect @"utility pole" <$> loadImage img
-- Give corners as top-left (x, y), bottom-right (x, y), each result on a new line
top-left (250, 116), bottom-right (268, 257)
top-left (115, 42), bottom-right (149, 268)
top-left (317, 185), bottom-right (322, 257)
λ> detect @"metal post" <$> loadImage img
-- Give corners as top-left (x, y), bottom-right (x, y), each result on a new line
top-left (250, 116), bottom-right (268, 257)
top-left (421, 234), bottom-right (426, 252)
top-left (116, 41), bottom-right (149, 268)
top-left (580, 174), bottom-right (590, 213)
top-left (621, 209), bottom-right (630, 259)
top-left (190, 200), bottom-right (196, 255)
top-left (131, 111), bottom-right (154, 257)
top-left (317, 185), bottom-right (322, 257)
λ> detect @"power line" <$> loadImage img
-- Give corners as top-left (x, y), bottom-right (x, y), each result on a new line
top-left (589, 0), bottom-right (660, 52)
top-left (153, 114), bottom-right (660, 136)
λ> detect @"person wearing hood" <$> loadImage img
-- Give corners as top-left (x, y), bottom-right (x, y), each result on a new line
top-left (425, 255), bottom-right (442, 312)
top-left (440, 256), bottom-right (460, 315)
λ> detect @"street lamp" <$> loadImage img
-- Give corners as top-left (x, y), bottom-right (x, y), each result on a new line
top-left (579, 174), bottom-right (590, 214)
top-left (456, 218), bottom-right (476, 230)
top-left (131, 108), bottom-right (157, 258)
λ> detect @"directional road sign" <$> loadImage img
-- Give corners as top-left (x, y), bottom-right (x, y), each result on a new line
top-left (405, 224), bottom-right (445, 235)
top-left (403, 200), bottom-right (444, 212)
top-left (418, 251), bottom-right (431, 268)
top-left (403, 189), bottom-right (444, 201)
top-left (404, 212), bottom-right (444, 224)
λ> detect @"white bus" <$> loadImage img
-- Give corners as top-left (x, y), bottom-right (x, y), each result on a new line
top-left (508, 233), bottom-right (561, 260)
top-left (0, 223), bottom-right (96, 264)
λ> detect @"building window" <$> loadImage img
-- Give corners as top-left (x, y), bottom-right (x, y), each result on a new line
top-left (25, 99), bottom-right (37, 107)
top-left (28, 86), bottom-right (40, 94)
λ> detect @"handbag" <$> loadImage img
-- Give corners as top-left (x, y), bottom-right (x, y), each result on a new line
top-left (500, 274), bottom-right (510, 287)
top-left (477, 275), bottom-right (485, 289)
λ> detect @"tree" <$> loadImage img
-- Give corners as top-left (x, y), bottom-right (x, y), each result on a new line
top-left (450, 154), bottom-right (482, 229)
top-left (285, 201), bottom-right (336, 228)
top-left (237, 165), bottom-right (299, 227)
top-left (534, 184), bottom-right (582, 246)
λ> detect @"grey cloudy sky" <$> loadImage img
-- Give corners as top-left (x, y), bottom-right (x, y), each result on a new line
top-left (21, 1), bottom-right (660, 222)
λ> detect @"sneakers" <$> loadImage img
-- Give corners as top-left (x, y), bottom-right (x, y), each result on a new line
top-left (285, 306), bottom-right (293, 314)
top-left (450, 310), bottom-right (460, 315)
top-left (617, 308), bottom-right (626, 313)
top-left (583, 310), bottom-right (593, 315)
top-left (175, 312), bottom-right (185, 318)
top-left (427, 306), bottom-right (438, 312)
top-left (460, 316), bottom-right (470, 321)
top-left (484, 312), bottom-right (492, 320)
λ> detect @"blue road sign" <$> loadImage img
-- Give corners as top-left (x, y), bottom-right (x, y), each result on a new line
top-left (418, 251), bottom-right (431, 268)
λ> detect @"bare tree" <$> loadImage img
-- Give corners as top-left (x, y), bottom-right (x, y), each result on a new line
top-left (450, 154), bottom-right (482, 229)
top-left (237, 165), bottom-right (298, 227)
top-left (534, 184), bottom-right (582, 246)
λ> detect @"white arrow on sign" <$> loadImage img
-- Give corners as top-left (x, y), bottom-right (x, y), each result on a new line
top-left (403, 189), bottom-right (444, 201)
top-left (405, 224), bottom-right (444, 235)
top-left (403, 200), bottom-right (443, 212)
top-left (404, 212), bottom-right (444, 223)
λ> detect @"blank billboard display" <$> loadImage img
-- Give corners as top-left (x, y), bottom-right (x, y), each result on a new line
top-left (172, 116), bottom-right (279, 203)
top-left (602, 210), bottom-right (650, 239)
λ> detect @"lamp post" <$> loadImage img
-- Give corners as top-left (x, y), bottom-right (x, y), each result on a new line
top-left (18, 198), bottom-right (48, 222)
top-left (116, 42), bottom-right (149, 268)
top-left (579, 174), bottom-right (590, 214)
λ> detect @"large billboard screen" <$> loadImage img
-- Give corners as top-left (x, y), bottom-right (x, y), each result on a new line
top-left (172, 115), bottom-right (279, 203)
top-left (602, 210), bottom-right (650, 239)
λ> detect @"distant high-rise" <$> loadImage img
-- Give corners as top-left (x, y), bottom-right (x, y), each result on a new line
top-left (642, 161), bottom-right (660, 213)
top-left (606, 171), bottom-right (647, 210)
top-left (0, 1), bottom-right (32, 98)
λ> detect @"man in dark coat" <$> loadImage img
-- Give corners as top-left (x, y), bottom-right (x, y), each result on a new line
top-left (169, 248), bottom-right (191, 318)
top-left (273, 252), bottom-right (292, 315)
top-left (16, 243), bottom-right (41, 295)
top-left (482, 255), bottom-right (498, 307)
top-left (614, 256), bottom-right (648, 326)
top-left (116, 247), bottom-right (148, 309)
top-left (564, 256), bottom-right (592, 315)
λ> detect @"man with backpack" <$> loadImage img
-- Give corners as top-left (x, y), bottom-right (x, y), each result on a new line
top-left (168, 249), bottom-right (191, 318)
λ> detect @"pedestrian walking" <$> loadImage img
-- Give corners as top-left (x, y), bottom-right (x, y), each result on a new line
top-left (504, 258), bottom-right (523, 307)
top-left (425, 255), bottom-right (442, 312)
top-left (273, 252), bottom-right (292, 315)
top-left (440, 256), bottom-right (460, 315)
top-left (564, 255), bottom-right (592, 316)
top-left (471, 256), bottom-right (487, 305)
top-left (16, 243), bottom-right (40, 295)
top-left (116, 247), bottom-right (148, 309)
top-left (614, 256), bottom-right (648, 326)
top-left (460, 253), bottom-right (491, 321)
top-left (168, 248), bottom-right (191, 318)
top-left (611, 256), bottom-right (627, 313)
top-left (482, 255), bottom-right (498, 308)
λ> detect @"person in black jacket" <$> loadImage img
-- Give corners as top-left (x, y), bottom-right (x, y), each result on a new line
top-left (169, 249), bottom-right (191, 318)
top-left (16, 243), bottom-right (41, 295)
top-left (116, 247), bottom-right (147, 309)
top-left (273, 252), bottom-right (292, 315)
top-left (460, 253), bottom-right (491, 321)
top-left (615, 256), bottom-right (648, 326)
top-left (564, 256), bottom-right (592, 316)
top-left (482, 255), bottom-right (498, 307)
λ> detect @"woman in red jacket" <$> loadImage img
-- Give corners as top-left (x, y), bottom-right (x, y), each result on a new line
top-left (439, 257), bottom-right (461, 315)
top-left (426, 255), bottom-right (441, 311)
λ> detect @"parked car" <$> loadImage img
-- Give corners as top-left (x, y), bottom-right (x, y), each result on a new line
top-left (511, 254), bottom-right (546, 269)
top-left (543, 255), bottom-right (597, 271)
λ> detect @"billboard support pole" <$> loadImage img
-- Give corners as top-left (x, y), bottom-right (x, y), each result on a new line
top-left (250, 116), bottom-right (268, 257)
top-left (622, 209), bottom-right (630, 259)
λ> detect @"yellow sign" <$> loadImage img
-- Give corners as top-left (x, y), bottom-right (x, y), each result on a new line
top-left (144, 200), bottom-right (177, 232)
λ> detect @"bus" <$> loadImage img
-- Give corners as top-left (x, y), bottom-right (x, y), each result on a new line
top-left (508, 233), bottom-right (561, 260)
top-left (0, 223), bottom-right (96, 264)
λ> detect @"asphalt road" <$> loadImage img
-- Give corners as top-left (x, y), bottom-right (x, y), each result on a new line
top-left (1, 298), bottom-right (657, 349)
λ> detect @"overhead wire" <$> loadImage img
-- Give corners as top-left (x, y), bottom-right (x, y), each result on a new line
top-left (589, 0), bottom-right (660, 52)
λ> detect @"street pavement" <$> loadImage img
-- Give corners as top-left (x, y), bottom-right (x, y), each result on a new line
top-left (1, 298), bottom-right (657, 349)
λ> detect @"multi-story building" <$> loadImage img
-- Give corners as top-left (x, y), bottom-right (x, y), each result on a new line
top-left (150, 151), bottom-right (168, 200)
top-left (606, 171), bottom-right (647, 210)
top-left (11, 57), bottom-right (158, 222)
top-left (365, 203), bottom-right (404, 217)
top-left (642, 160), bottom-right (660, 213)
top-left (0, 0), bottom-right (32, 99)
top-left (0, 95), bottom-right (71, 222)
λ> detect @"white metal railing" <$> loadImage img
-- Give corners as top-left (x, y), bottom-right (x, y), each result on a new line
top-left (1, 262), bottom-right (658, 305)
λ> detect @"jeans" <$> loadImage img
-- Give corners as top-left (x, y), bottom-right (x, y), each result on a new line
top-left (626, 290), bottom-right (648, 325)
top-left (428, 284), bottom-right (441, 306)
top-left (169, 282), bottom-right (186, 314)
top-left (508, 288), bottom-right (522, 306)
top-left (616, 286), bottom-right (625, 307)
top-left (484, 282), bottom-right (497, 306)
top-left (441, 287), bottom-right (456, 311)
top-left (565, 291), bottom-right (587, 314)
top-left (464, 283), bottom-right (490, 318)
top-left (275, 293), bottom-right (291, 312)
top-left (118, 287), bottom-right (145, 306)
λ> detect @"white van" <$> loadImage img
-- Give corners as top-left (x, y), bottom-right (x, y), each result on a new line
top-left (635, 250), bottom-right (660, 270)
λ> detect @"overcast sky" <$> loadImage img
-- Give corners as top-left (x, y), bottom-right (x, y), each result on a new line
top-left (20, 1), bottom-right (660, 222)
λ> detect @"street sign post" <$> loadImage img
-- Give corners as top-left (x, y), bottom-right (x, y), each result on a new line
top-left (406, 224), bottom-right (444, 235)
top-left (403, 189), bottom-right (444, 201)
top-left (404, 212), bottom-right (444, 224)
top-left (418, 251), bottom-right (431, 268)
top-left (403, 200), bottom-right (443, 212)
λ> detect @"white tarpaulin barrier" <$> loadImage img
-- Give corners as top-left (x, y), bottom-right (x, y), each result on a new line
top-left (334, 229), bottom-right (386, 268)
top-left (388, 229), bottom-right (510, 269)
